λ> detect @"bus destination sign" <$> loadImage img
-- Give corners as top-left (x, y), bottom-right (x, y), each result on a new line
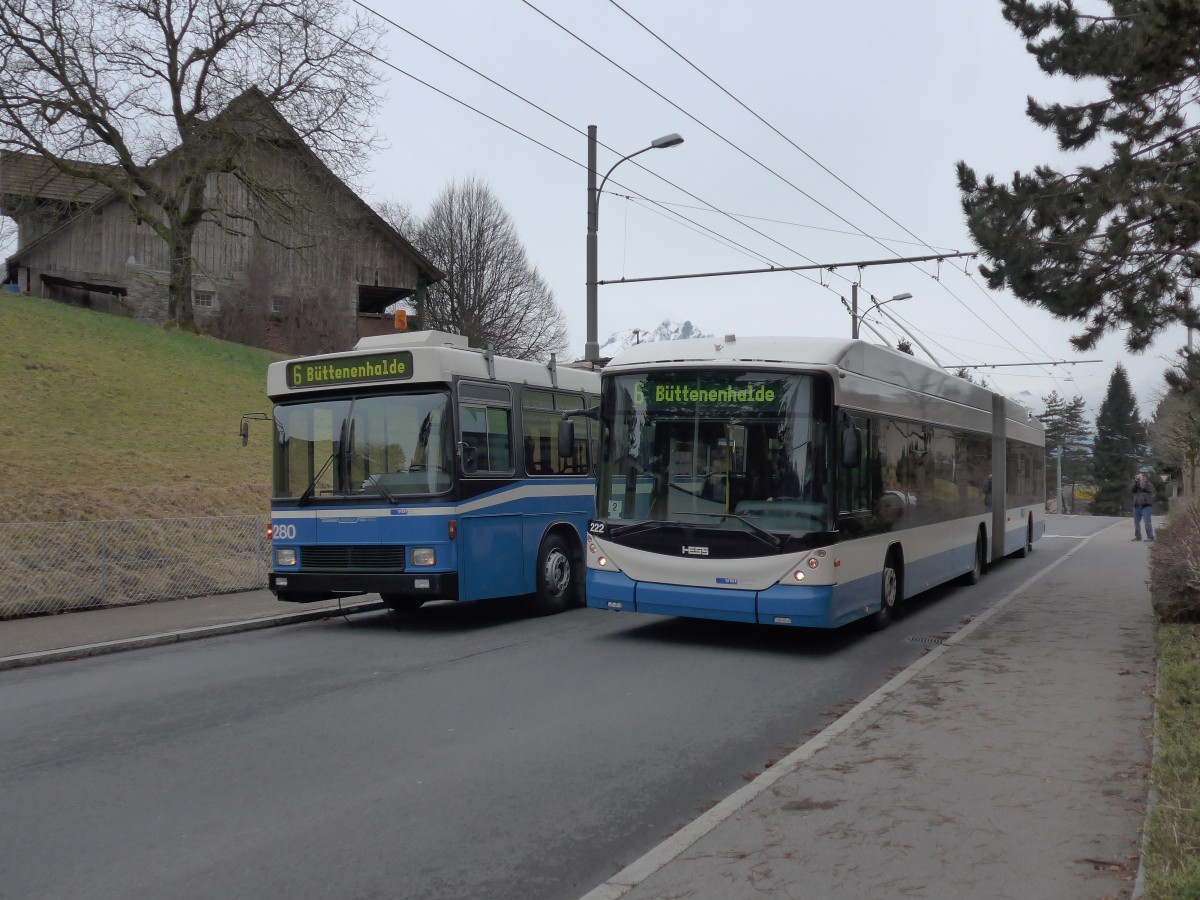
top-left (633, 378), bottom-right (784, 410)
top-left (287, 351), bottom-right (414, 389)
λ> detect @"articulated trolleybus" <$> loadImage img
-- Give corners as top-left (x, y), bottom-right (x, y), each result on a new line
top-left (575, 336), bottom-right (1044, 630)
top-left (261, 330), bottom-right (599, 615)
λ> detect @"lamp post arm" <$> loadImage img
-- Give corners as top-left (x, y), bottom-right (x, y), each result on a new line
top-left (586, 138), bottom-right (653, 363)
top-left (598, 145), bottom-right (654, 202)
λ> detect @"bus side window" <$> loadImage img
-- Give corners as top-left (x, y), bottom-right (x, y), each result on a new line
top-left (460, 404), bottom-right (513, 474)
top-left (839, 416), bottom-right (873, 514)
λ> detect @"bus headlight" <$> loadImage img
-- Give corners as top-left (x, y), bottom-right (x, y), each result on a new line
top-left (275, 548), bottom-right (297, 567)
top-left (411, 547), bottom-right (436, 566)
top-left (593, 554), bottom-right (623, 573)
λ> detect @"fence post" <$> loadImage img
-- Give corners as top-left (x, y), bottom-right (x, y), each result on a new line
top-left (100, 520), bottom-right (107, 599)
top-left (255, 515), bottom-right (263, 586)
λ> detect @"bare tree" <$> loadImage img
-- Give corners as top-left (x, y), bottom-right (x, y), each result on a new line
top-left (1149, 390), bottom-right (1199, 500)
top-left (0, 0), bottom-right (384, 328)
top-left (413, 178), bottom-right (568, 361)
top-left (0, 213), bottom-right (14, 260)
top-left (374, 199), bottom-right (418, 238)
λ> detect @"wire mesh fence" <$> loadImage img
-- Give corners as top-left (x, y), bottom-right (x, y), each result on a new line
top-left (0, 516), bottom-right (269, 620)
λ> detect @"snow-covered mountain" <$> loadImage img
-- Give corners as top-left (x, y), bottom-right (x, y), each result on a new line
top-left (596, 320), bottom-right (712, 359)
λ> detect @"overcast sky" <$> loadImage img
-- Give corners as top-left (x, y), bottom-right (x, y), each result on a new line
top-left (2, 0), bottom-right (1190, 421)
top-left (350, 0), bottom-right (1195, 421)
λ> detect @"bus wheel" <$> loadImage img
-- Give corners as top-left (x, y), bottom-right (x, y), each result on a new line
top-left (382, 594), bottom-right (425, 613)
top-left (870, 556), bottom-right (900, 630)
top-left (963, 532), bottom-right (985, 585)
top-left (1015, 517), bottom-right (1032, 558)
top-left (531, 533), bottom-right (576, 616)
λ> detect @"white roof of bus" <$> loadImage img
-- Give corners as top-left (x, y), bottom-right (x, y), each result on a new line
top-left (267, 330), bottom-right (600, 398)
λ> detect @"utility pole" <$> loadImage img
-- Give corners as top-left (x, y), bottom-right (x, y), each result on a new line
top-left (585, 126), bottom-right (599, 363)
top-left (1057, 445), bottom-right (1064, 515)
top-left (585, 126), bottom-right (683, 362)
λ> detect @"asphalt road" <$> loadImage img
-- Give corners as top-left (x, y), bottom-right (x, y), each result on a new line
top-left (0, 517), bottom-right (1111, 900)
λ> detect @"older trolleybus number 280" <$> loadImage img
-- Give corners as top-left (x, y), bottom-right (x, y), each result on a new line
top-left (242, 330), bottom-right (600, 616)
top-left (561, 335), bottom-right (1044, 631)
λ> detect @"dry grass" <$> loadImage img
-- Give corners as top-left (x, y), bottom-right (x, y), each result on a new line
top-left (0, 294), bottom-right (281, 522)
top-left (1144, 624), bottom-right (1200, 898)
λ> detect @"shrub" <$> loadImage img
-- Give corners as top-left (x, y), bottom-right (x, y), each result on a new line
top-left (1150, 498), bottom-right (1200, 622)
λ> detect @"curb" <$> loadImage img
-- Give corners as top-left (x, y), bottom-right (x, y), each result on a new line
top-left (1131, 655), bottom-right (1161, 900)
top-left (0, 600), bottom-right (386, 672)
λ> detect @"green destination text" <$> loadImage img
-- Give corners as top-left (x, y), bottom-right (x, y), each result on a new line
top-left (288, 352), bottom-right (413, 388)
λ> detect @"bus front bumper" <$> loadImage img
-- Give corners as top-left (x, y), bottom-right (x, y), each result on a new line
top-left (586, 569), bottom-right (842, 627)
top-left (269, 571), bottom-right (458, 603)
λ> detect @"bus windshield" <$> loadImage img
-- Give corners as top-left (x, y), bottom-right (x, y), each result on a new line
top-left (598, 370), bottom-right (832, 536)
top-left (273, 391), bottom-right (454, 500)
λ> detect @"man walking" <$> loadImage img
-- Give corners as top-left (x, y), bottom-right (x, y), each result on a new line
top-left (1131, 471), bottom-right (1155, 541)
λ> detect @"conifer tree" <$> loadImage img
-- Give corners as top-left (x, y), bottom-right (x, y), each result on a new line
top-left (1092, 364), bottom-right (1145, 514)
top-left (1038, 390), bottom-right (1093, 510)
top-left (957, 1), bottom-right (1200, 351)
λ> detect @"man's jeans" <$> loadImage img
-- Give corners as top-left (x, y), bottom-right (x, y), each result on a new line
top-left (1133, 505), bottom-right (1154, 540)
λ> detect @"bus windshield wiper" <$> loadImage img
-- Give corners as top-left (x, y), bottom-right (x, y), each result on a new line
top-left (609, 520), bottom-right (676, 539)
top-left (362, 475), bottom-right (397, 505)
top-left (683, 512), bottom-right (785, 549)
top-left (609, 515), bottom-right (783, 550)
top-left (298, 450), bottom-right (338, 506)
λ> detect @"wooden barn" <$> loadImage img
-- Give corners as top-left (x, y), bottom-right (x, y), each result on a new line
top-left (0, 90), bottom-right (442, 354)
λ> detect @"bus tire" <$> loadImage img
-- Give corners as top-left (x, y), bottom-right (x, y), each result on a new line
top-left (963, 531), bottom-right (985, 585)
top-left (870, 553), bottom-right (901, 630)
top-left (382, 594), bottom-right (425, 613)
top-left (531, 533), bottom-right (576, 616)
top-left (1014, 516), bottom-right (1032, 558)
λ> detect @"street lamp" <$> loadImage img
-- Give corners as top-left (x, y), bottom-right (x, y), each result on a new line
top-left (866, 292), bottom-right (944, 367)
top-left (854, 290), bottom-right (910, 338)
top-left (585, 126), bottom-right (684, 362)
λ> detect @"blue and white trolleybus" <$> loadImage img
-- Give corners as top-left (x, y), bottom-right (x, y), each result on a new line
top-left (574, 336), bottom-right (1044, 629)
top-left (259, 330), bottom-right (599, 615)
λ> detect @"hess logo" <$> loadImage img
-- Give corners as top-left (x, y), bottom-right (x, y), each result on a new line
top-left (681, 545), bottom-right (709, 556)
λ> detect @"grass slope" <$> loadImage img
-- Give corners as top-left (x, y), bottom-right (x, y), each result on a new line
top-left (1144, 624), bottom-right (1200, 898)
top-left (1, 294), bottom-right (279, 522)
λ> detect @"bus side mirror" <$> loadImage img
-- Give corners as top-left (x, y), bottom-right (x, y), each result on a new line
top-left (841, 424), bottom-right (862, 468)
top-left (558, 418), bottom-right (575, 458)
top-left (240, 412), bottom-right (270, 448)
top-left (460, 442), bottom-right (478, 475)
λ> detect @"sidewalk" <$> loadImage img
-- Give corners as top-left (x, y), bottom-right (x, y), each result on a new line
top-left (0, 589), bottom-right (383, 670)
top-left (584, 521), bottom-right (1156, 900)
